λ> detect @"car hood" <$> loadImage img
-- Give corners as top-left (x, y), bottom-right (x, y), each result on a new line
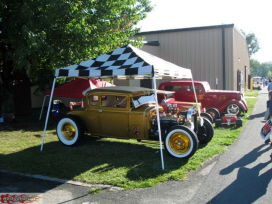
top-left (207, 89), bottom-right (242, 95)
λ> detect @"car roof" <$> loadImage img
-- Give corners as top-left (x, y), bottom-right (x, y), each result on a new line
top-left (86, 86), bottom-right (154, 96)
top-left (156, 90), bottom-right (175, 94)
top-left (160, 80), bottom-right (205, 84)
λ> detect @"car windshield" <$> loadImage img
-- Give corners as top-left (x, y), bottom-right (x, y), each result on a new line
top-left (202, 81), bottom-right (211, 91)
top-left (253, 77), bottom-right (262, 82)
top-left (132, 94), bottom-right (156, 108)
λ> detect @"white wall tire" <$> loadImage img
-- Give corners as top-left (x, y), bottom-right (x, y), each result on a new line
top-left (56, 116), bottom-right (83, 146)
top-left (164, 126), bottom-right (198, 159)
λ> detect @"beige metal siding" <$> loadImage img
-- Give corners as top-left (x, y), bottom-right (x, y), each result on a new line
top-left (139, 29), bottom-right (226, 89)
top-left (136, 24), bottom-right (250, 91)
top-left (223, 27), bottom-right (235, 90)
top-left (233, 28), bottom-right (250, 90)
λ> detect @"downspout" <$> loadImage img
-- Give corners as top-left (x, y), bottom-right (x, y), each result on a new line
top-left (222, 27), bottom-right (226, 90)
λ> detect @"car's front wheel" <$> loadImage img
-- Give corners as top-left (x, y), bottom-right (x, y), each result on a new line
top-left (226, 104), bottom-right (241, 115)
top-left (197, 117), bottom-right (214, 144)
top-left (200, 112), bottom-right (213, 124)
top-left (56, 115), bottom-right (83, 146)
top-left (164, 126), bottom-right (198, 159)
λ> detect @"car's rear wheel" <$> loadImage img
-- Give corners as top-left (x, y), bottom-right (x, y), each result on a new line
top-left (226, 104), bottom-right (241, 115)
top-left (56, 115), bottom-right (83, 146)
top-left (164, 126), bottom-right (198, 159)
top-left (206, 108), bottom-right (220, 123)
top-left (197, 117), bottom-right (214, 144)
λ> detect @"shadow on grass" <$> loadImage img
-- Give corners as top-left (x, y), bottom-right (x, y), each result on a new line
top-left (0, 136), bottom-right (189, 186)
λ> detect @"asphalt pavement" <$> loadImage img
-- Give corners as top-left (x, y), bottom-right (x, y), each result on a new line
top-left (0, 88), bottom-right (271, 204)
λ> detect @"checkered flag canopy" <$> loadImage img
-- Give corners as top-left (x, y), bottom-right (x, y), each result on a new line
top-left (55, 44), bottom-right (192, 79)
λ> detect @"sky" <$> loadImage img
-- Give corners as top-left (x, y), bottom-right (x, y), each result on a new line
top-left (137, 0), bottom-right (272, 63)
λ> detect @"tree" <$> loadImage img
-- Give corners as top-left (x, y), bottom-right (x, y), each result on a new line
top-left (241, 30), bottom-right (260, 58)
top-left (246, 33), bottom-right (260, 57)
top-left (0, 0), bottom-right (152, 114)
top-left (250, 59), bottom-right (261, 76)
top-left (250, 59), bottom-right (272, 79)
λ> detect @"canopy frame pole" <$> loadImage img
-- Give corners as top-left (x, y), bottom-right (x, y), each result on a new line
top-left (39, 95), bottom-right (49, 120)
top-left (190, 77), bottom-right (201, 117)
top-left (152, 75), bottom-right (165, 170)
top-left (40, 77), bottom-right (57, 151)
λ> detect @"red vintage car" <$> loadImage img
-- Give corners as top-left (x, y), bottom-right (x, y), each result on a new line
top-left (156, 90), bottom-right (214, 144)
top-left (158, 80), bottom-right (248, 116)
top-left (156, 90), bottom-right (216, 124)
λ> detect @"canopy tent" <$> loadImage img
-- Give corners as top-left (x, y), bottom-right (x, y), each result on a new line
top-left (39, 78), bottom-right (114, 120)
top-left (54, 44), bottom-right (192, 79)
top-left (41, 44), bottom-right (193, 170)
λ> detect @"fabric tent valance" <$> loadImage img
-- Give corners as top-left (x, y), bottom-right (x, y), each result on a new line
top-left (55, 44), bottom-right (192, 79)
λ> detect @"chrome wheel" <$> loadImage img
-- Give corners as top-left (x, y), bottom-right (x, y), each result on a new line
top-left (165, 126), bottom-right (198, 159)
top-left (61, 122), bottom-right (76, 141)
top-left (226, 104), bottom-right (240, 115)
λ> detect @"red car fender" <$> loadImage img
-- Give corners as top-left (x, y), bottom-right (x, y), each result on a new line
top-left (215, 99), bottom-right (247, 114)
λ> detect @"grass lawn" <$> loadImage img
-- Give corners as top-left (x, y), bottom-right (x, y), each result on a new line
top-left (0, 90), bottom-right (258, 190)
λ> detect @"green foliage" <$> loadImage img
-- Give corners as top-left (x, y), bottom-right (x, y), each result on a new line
top-left (246, 33), bottom-right (260, 57)
top-left (244, 90), bottom-right (259, 97)
top-left (89, 187), bottom-right (102, 195)
top-left (241, 30), bottom-right (260, 57)
top-left (0, 0), bottom-right (152, 91)
top-left (250, 59), bottom-right (272, 78)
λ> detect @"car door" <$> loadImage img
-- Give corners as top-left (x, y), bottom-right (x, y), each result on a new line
top-left (98, 95), bottom-right (130, 138)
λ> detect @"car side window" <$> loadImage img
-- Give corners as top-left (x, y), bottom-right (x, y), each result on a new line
top-left (115, 96), bottom-right (127, 108)
top-left (165, 85), bottom-right (182, 91)
top-left (173, 86), bottom-right (182, 91)
top-left (165, 86), bottom-right (173, 91)
top-left (89, 95), bottom-right (98, 106)
top-left (183, 86), bottom-right (191, 91)
top-left (101, 95), bottom-right (127, 108)
top-left (195, 86), bottom-right (202, 92)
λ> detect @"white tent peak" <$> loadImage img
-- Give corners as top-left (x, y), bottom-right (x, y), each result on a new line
top-left (55, 44), bottom-right (192, 80)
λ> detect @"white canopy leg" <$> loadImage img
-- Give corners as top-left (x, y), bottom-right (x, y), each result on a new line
top-left (40, 78), bottom-right (57, 151)
top-left (39, 95), bottom-right (49, 120)
top-left (152, 76), bottom-right (165, 170)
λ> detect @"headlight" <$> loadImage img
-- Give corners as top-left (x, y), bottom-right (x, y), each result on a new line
top-left (186, 108), bottom-right (195, 125)
top-left (186, 108), bottom-right (194, 120)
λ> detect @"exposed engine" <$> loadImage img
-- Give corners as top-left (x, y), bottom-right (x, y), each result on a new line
top-left (149, 103), bottom-right (198, 138)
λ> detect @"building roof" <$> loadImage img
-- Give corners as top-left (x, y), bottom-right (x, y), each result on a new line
top-left (136, 24), bottom-right (236, 35)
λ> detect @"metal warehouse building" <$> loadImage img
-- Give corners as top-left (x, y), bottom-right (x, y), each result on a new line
top-left (116, 24), bottom-right (250, 92)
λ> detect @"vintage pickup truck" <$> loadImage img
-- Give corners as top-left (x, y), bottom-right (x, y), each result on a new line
top-left (158, 80), bottom-right (248, 115)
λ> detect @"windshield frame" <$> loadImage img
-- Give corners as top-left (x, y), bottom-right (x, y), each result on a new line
top-left (132, 94), bottom-right (156, 108)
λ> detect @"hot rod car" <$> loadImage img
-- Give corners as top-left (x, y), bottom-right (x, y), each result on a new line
top-left (56, 86), bottom-right (213, 159)
top-left (158, 80), bottom-right (248, 116)
top-left (156, 90), bottom-right (217, 124)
